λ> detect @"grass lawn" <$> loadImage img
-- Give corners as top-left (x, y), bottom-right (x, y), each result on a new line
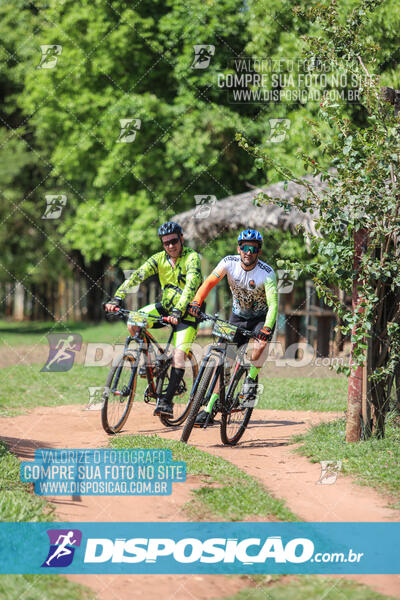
top-left (221, 575), bottom-right (397, 599)
top-left (0, 575), bottom-right (95, 600)
top-left (0, 440), bottom-right (52, 522)
top-left (0, 319), bottom-right (347, 412)
top-left (0, 440), bottom-right (94, 599)
top-left (256, 377), bottom-right (346, 412)
top-left (111, 434), bottom-right (297, 522)
top-left (293, 414), bottom-right (400, 507)
top-left (0, 361), bottom-right (346, 417)
top-left (0, 318), bottom-right (139, 347)
top-left (0, 364), bottom-right (110, 416)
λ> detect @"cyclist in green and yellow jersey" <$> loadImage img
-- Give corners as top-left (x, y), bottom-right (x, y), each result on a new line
top-left (105, 222), bottom-right (202, 417)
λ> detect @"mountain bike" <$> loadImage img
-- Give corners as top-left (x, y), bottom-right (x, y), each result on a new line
top-left (101, 308), bottom-right (198, 434)
top-left (181, 312), bottom-right (258, 446)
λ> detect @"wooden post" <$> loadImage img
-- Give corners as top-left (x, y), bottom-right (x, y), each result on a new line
top-left (65, 279), bottom-right (71, 321)
top-left (3, 283), bottom-right (9, 317)
top-left (285, 313), bottom-right (301, 355)
top-left (79, 278), bottom-right (87, 320)
top-left (316, 315), bottom-right (331, 357)
top-left (13, 282), bottom-right (25, 321)
top-left (71, 277), bottom-right (77, 321)
top-left (51, 281), bottom-right (57, 320)
top-left (29, 284), bottom-right (35, 321)
top-left (305, 280), bottom-right (314, 346)
top-left (56, 278), bottom-right (65, 321)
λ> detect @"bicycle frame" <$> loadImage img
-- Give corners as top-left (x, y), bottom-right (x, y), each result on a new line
top-left (120, 324), bottom-right (175, 400)
top-left (102, 305), bottom-right (202, 434)
top-left (188, 336), bottom-right (248, 420)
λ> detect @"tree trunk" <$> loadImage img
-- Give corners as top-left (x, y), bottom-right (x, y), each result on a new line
top-left (346, 228), bottom-right (368, 442)
top-left (70, 252), bottom-right (108, 322)
top-left (347, 364), bottom-right (362, 441)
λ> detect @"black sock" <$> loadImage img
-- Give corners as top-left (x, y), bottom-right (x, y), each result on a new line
top-left (164, 367), bottom-right (185, 402)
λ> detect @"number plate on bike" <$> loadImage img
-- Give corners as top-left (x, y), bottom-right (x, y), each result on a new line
top-left (127, 311), bottom-right (148, 327)
top-left (212, 320), bottom-right (237, 341)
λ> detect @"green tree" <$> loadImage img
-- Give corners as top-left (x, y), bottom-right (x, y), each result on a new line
top-left (238, 0), bottom-right (400, 439)
top-left (7, 0), bottom-right (400, 323)
top-left (0, 1), bottom-right (65, 289)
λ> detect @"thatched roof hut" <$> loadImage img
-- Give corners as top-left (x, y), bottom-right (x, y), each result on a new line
top-left (174, 174), bottom-right (326, 244)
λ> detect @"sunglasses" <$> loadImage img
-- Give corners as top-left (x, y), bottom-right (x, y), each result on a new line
top-left (239, 244), bottom-right (259, 254)
top-left (162, 237), bottom-right (180, 247)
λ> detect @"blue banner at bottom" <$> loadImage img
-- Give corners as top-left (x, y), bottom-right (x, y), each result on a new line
top-left (0, 523), bottom-right (399, 574)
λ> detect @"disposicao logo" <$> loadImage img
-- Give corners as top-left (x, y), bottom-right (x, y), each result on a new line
top-left (42, 529), bottom-right (82, 567)
top-left (83, 536), bottom-right (314, 564)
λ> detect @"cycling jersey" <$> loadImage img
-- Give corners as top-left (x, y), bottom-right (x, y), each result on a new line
top-left (115, 247), bottom-right (202, 313)
top-left (193, 255), bottom-right (278, 329)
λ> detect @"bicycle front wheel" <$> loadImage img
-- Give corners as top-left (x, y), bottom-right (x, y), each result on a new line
top-left (180, 356), bottom-right (217, 443)
top-left (160, 350), bottom-right (199, 427)
top-left (101, 353), bottom-right (138, 434)
top-left (220, 366), bottom-right (253, 445)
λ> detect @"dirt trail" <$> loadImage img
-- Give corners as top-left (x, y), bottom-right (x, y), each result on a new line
top-left (1, 404), bottom-right (399, 599)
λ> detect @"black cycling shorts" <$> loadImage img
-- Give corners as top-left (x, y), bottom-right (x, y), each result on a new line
top-left (229, 312), bottom-right (275, 348)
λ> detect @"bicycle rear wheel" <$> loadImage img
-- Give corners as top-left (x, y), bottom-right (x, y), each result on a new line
top-left (101, 353), bottom-right (137, 434)
top-left (180, 357), bottom-right (217, 443)
top-left (160, 350), bottom-right (199, 427)
top-left (220, 366), bottom-right (253, 445)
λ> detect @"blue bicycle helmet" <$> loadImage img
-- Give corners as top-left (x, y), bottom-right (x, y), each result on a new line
top-left (158, 221), bottom-right (183, 238)
top-left (238, 229), bottom-right (263, 246)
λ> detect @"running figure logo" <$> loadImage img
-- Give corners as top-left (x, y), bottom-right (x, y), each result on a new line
top-left (86, 386), bottom-right (105, 410)
top-left (277, 269), bottom-right (299, 294)
top-left (37, 45), bottom-right (62, 69)
top-left (268, 118), bottom-right (291, 143)
top-left (42, 194), bottom-right (67, 219)
top-left (117, 118), bottom-right (141, 143)
top-left (42, 529), bottom-right (82, 567)
top-left (191, 45), bottom-right (215, 69)
top-left (41, 334), bottom-right (82, 372)
top-left (193, 194), bottom-right (216, 219)
top-left (317, 460), bottom-right (342, 485)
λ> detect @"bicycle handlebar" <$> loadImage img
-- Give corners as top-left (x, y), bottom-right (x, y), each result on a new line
top-left (103, 306), bottom-right (170, 325)
top-left (104, 306), bottom-right (257, 338)
top-left (198, 311), bottom-right (256, 339)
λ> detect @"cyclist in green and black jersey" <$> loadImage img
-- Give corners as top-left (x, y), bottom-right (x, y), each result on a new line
top-left (105, 222), bottom-right (202, 417)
